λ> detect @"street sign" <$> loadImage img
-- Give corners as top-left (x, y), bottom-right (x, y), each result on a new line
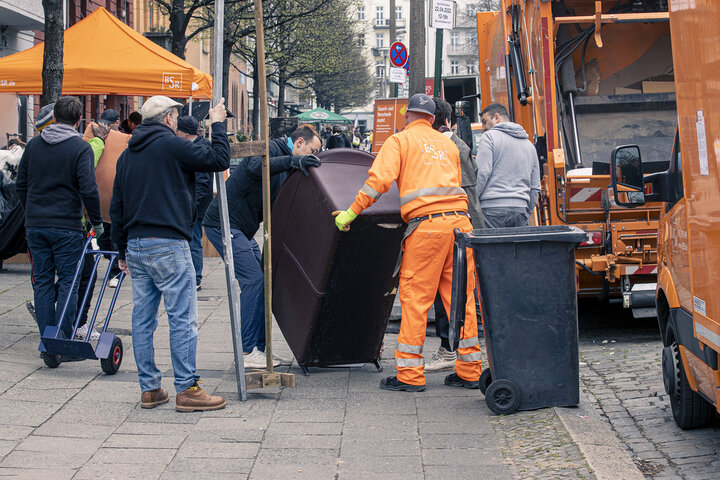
top-left (389, 67), bottom-right (405, 83)
top-left (389, 42), bottom-right (408, 68)
top-left (430, 0), bottom-right (456, 30)
top-left (404, 62), bottom-right (410, 76)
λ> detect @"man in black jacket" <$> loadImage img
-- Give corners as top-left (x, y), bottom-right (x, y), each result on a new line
top-left (110, 96), bottom-right (229, 412)
top-left (325, 125), bottom-right (352, 149)
top-left (176, 115), bottom-right (213, 291)
top-left (16, 96), bottom-right (104, 351)
top-left (203, 125), bottom-right (322, 369)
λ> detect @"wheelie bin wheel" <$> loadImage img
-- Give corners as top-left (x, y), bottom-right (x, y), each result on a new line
top-left (42, 352), bottom-right (61, 369)
top-left (101, 337), bottom-right (123, 375)
top-left (479, 368), bottom-right (492, 395)
top-left (485, 379), bottom-right (521, 415)
top-left (665, 324), bottom-right (714, 429)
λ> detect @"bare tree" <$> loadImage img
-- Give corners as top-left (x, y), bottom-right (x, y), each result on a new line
top-left (41, 0), bottom-right (64, 105)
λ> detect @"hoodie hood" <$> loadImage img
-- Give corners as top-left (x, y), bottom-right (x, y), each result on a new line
top-left (128, 122), bottom-right (175, 152)
top-left (40, 124), bottom-right (81, 145)
top-left (491, 121), bottom-right (529, 140)
top-left (271, 136), bottom-right (292, 156)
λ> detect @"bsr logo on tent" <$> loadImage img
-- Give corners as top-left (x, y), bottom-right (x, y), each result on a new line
top-left (162, 73), bottom-right (182, 91)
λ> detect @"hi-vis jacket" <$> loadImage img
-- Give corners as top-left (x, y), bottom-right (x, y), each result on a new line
top-left (349, 119), bottom-right (468, 221)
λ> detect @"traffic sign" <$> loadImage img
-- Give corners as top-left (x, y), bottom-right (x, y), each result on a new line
top-left (404, 62), bottom-right (410, 76)
top-left (389, 42), bottom-right (408, 68)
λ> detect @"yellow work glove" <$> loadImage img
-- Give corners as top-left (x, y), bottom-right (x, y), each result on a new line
top-left (333, 208), bottom-right (357, 231)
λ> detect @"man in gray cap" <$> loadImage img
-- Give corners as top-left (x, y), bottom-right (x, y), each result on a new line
top-left (334, 93), bottom-right (483, 392)
top-left (110, 95), bottom-right (230, 412)
top-left (98, 109), bottom-right (120, 131)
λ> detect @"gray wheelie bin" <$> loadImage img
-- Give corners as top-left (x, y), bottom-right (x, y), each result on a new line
top-left (450, 225), bottom-right (586, 414)
top-left (271, 148), bottom-right (404, 372)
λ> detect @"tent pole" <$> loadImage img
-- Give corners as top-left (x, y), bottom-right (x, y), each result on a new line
top-left (189, 95), bottom-right (192, 116)
top-left (213, 0), bottom-right (248, 401)
top-left (253, 0), bottom-right (274, 374)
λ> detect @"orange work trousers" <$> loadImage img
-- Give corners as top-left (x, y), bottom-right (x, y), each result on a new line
top-left (395, 213), bottom-right (482, 386)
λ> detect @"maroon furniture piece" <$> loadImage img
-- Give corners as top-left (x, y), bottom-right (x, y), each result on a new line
top-left (271, 148), bottom-right (404, 372)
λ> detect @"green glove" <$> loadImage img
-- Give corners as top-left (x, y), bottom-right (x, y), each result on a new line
top-left (333, 208), bottom-right (357, 231)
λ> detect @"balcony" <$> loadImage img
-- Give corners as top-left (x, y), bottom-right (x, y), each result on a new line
top-left (374, 18), bottom-right (406, 29)
top-left (372, 47), bottom-right (389, 57)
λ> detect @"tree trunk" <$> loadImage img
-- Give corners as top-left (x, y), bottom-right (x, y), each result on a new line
top-left (222, 38), bottom-right (233, 101)
top-left (277, 69), bottom-right (286, 117)
top-left (170, 0), bottom-right (187, 59)
top-left (252, 54), bottom-right (260, 134)
top-left (41, 0), bottom-right (64, 106)
top-left (409, 0), bottom-right (426, 96)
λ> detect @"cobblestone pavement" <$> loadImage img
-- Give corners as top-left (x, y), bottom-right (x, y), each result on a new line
top-left (0, 258), bottom-right (604, 479)
top-left (578, 301), bottom-right (720, 480)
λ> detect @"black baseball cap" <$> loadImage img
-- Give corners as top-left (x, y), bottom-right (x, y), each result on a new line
top-left (406, 94), bottom-right (435, 116)
top-left (99, 109), bottom-right (120, 124)
top-left (177, 115), bottom-right (199, 135)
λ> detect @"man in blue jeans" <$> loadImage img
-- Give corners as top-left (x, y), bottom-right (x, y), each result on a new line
top-left (110, 96), bottom-right (230, 412)
top-left (203, 125), bottom-right (322, 369)
top-left (16, 97), bottom-right (104, 363)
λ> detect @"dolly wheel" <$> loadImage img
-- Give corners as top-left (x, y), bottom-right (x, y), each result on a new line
top-left (42, 353), bottom-right (61, 369)
top-left (101, 337), bottom-right (123, 375)
top-left (485, 379), bottom-right (521, 415)
top-left (479, 368), bottom-right (492, 395)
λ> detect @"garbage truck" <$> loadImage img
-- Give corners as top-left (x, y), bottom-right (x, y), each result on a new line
top-left (476, 1), bottom-right (675, 318)
top-left (610, 0), bottom-right (720, 429)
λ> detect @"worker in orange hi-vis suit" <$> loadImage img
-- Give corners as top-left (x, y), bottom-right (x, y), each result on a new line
top-left (334, 94), bottom-right (482, 392)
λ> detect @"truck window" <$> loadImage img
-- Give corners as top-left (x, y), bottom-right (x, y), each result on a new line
top-left (667, 131), bottom-right (684, 210)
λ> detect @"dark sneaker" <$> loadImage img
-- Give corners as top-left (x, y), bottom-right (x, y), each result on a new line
top-left (196, 282), bottom-right (201, 291)
top-left (141, 388), bottom-right (169, 409)
top-left (176, 380), bottom-right (226, 412)
top-left (444, 372), bottom-right (480, 389)
top-left (379, 376), bottom-right (426, 392)
top-left (26, 302), bottom-right (38, 323)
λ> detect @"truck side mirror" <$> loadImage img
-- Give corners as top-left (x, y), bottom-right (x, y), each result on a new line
top-left (611, 145), bottom-right (646, 207)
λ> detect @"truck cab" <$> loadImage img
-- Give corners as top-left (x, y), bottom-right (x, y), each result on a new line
top-left (610, 0), bottom-right (720, 428)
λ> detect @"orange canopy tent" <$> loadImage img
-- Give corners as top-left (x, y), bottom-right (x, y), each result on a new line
top-left (0, 7), bottom-right (212, 98)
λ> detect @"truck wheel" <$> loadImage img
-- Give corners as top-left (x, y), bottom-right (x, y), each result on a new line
top-left (665, 324), bottom-right (714, 429)
top-left (101, 337), bottom-right (123, 375)
top-left (479, 368), bottom-right (492, 395)
top-left (485, 379), bottom-right (521, 415)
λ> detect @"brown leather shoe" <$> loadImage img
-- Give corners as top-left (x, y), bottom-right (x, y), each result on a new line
top-left (141, 388), bottom-right (169, 409)
top-left (176, 380), bottom-right (226, 412)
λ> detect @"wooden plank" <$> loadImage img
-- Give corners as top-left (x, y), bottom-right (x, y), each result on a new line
top-left (244, 371), bottom-right (295, 389)
top-left (229, 141), bottom-right (265, 158)
top-left (554, 12), bottom-right (669, 25)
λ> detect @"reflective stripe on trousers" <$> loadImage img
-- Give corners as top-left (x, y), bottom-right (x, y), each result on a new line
top-left (395, 214), bottom-right (482, 386)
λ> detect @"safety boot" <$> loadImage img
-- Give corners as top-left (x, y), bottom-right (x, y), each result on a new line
top-left (444, 372), bottom-right (480, 389)
top-left (141, 388), bottom-right (169, 409)
top-left (379, 376), bottom-right (426, 392)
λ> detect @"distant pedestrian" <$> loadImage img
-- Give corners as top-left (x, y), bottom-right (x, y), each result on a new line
top-left (16, 97), bottom-right (104, 363)
top-left (176, 115), bottom-right (213, 291)
top-left (476, 103), bottom-right (540, 227)
top-left (325, 125), bottom-right (352, 149)
top-left (321, 126), bottom-right (332, 145)
top-left (110, 96), bottom-right (230, 412)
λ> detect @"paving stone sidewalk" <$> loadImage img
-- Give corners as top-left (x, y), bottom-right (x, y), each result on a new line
top-left (0, 258), bottom-right (632, 479)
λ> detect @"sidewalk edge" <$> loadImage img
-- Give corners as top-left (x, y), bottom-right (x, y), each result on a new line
top-left (555, 388), bottom-right (645, 480)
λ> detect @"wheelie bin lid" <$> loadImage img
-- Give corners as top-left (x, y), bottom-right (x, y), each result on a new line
top-left (461, 225), bottom-right (586, 245)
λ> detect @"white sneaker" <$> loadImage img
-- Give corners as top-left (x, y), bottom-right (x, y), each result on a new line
top-left (108, 275), bottom-right (120, 288)
top-left (75, 324), bottom-right (101, 341)
top-left (424, 346), bottom-right (457, 372)
top-left (243, 348), bottom-right (268, 369)
top-left (243, 347), bottom-right (293, 369)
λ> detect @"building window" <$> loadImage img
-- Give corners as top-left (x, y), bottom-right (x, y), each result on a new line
top-left (358, 6), bottom-right (365, 20)
top-left (466, 5), bottom-right (474, 18)
top-left (466, 64), bottom-right (476, 75)
top-left (376, 6), bottom-right (384, 25)
top-left (450, 32), bottom-right (459, 45)
top-left (451, 61), bottom-right (459, 75)
top-left (376, 33), bottom-right (384, 48)
top-left (395, 6), bottom-right (402, 19)
top-left (376, 62), bottom-right (386, 79)
top-left (358, 34), bottom-right (365, 46)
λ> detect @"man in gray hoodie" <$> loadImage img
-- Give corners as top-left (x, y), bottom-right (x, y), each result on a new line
top-left (476, 103), bottom-right (540, 228)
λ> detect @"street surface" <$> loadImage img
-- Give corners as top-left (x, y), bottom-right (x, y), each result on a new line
top-left (0, 258), bottom-right (717, 479)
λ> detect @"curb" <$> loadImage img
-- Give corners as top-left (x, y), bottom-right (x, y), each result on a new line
top-left (555, 388), bottom-right (645, 480)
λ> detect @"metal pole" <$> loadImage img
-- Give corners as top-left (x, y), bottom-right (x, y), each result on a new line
top-left (214, 0), bottom-right (248, 401)
top-left (389, 0), bottom-right (398, 98)
top-left (409, 0), bottom-right (426, 96)
top-left (253, 0), bottom-right (274, 373)
top-left (433, 29), bottom-right (443, 98)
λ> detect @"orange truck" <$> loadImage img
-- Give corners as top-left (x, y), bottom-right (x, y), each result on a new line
top-left (610, 0), bottom-right (720, 429)
top-left (476, 1), bottom-right (676, 317)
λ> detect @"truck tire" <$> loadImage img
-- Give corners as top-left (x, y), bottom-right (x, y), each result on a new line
top-left (665, 324), bottom-right (715, 429)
